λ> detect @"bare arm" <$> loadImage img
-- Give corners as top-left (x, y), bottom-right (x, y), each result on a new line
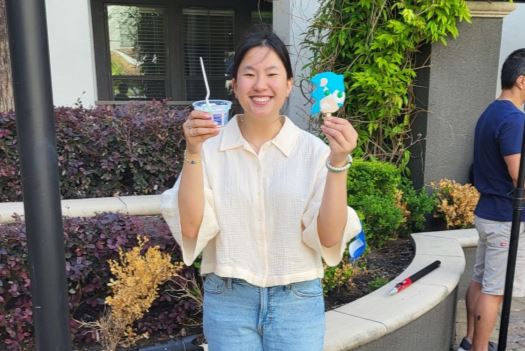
top-left (317, 116), bottom-right (358, 247)
top-left (178, 110), bottom-right (219, 239)
top-left (317, 165), bottom-right (349, 247)
top-left (504, 153), bottom-right (521, 187)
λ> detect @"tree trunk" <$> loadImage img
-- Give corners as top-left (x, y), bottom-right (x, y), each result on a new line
top-left (0, 0), bottom-right (14, 112)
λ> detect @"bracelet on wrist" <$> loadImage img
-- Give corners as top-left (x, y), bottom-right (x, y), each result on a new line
top-left (325, 154), bottom-right (352, 173)
top-left (184, 150), bottom-right (202, 165)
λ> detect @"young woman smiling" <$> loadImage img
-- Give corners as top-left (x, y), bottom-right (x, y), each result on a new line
top-left (161, 29), bottom-right (361, 351)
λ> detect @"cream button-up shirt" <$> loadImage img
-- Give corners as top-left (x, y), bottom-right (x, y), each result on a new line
top-left (161, 115), bottom-right (361, 287)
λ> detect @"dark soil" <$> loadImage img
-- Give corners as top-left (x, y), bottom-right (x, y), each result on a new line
top-left (324, 236), bottom-right (415, 310)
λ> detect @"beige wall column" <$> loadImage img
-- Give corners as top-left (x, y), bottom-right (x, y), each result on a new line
top-left (418, 1), bottom-right (516, 187)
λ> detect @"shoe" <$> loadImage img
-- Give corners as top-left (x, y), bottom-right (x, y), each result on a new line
top-left (458, 337), bottom-right (472, 351)
top-left (457, 337), bottom-right (498, 351)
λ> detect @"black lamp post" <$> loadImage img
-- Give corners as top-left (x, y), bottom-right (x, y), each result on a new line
top-left (497, 123), bottom-right (525, 350)
top-left (5, 0), bottom-right (72, 349)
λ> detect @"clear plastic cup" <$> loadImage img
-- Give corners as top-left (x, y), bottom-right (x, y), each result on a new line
top-left (192, 99), bottom-right (232, 127)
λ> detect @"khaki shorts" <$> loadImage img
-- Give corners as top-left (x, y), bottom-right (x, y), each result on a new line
top-left (473, 216), bottom-right (525, 297)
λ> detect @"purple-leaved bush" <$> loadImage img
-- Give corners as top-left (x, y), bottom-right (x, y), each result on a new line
top-left (0, 101), bottom-right (188, 202)
top-left (0, 102), bottom-right (199, 349)
top-left (0, 214), bottom-right (201, 350)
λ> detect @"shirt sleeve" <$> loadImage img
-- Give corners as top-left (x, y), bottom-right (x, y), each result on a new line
top-left (498, 113), bottom-right (525, 156)
top-left (160, 165), bottom-right (220, 266)
top-left (301, 157), bottom-right (362, 267)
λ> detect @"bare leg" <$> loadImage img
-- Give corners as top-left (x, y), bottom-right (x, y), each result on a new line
top-left (472, 293), bottom-right (503, 351)
top-left (465, 281), bottom-right (482, 341)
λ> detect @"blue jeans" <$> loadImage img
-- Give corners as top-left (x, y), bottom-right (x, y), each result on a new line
top-left (203, 273), bottom-right (325, 351)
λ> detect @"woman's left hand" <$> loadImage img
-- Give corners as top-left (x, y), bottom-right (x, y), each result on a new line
top-left (320, 115), bottom-right (358, 166)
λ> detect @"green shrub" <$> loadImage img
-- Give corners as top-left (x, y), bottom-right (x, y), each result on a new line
top-left (347, 159), bottom-right (401, 198)
top-left (347, 159), bottom-right (404, 247)
top-left (346, 159), bottom-right (435, 246)
top-left (356, 194), bottom-right (405, 248)
top-left (398, 179), bottom-right (436, 234)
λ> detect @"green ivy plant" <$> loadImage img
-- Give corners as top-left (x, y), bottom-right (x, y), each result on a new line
top-left (303, 0), bottom-right (471, 169)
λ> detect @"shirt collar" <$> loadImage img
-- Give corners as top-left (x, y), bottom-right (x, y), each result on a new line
top-left (219, 115), bottom-right (300, 157)
top-left (219, 115), bottom-right (245, 151)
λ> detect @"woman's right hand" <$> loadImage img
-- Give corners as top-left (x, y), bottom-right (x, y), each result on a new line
top-left (183, 110), bottom-right (220, 153)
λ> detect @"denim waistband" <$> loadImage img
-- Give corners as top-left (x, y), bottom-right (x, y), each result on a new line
top-left (206, 273), bottom-right (302, 291)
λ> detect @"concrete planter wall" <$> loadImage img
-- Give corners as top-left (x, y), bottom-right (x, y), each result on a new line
top-left (325, 232), bottom-right (467, 351)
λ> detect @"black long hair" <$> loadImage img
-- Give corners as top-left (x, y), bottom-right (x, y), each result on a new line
top-left (231, 26), bottom-right (293, 80)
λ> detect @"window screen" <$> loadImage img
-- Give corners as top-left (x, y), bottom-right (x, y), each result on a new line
top-left (95, 1), bottom-right (272, 102)
top-left (183, 8), bottom-right (235, 101)
top-left (107, 5), bottom-right (167, 100)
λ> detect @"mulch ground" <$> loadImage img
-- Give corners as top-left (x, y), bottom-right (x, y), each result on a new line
top-left (324, 236), bottom-right (415, 310)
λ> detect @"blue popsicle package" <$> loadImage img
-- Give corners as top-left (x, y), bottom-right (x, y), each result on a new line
top-left (310, 72), bottom-right (346, 116)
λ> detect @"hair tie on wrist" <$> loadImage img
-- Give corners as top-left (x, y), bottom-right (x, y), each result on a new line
top-left (325, 154), bottom-right (352, 172)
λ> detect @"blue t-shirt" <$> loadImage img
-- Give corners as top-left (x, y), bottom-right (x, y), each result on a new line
top-left (473, 100), bottom-right (525, 221)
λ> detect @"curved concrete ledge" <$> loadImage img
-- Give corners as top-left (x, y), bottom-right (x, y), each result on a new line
top-left (0, 196), bottom-right (471, 350)
top-left (325, 232), bottom-right (467, 351)
top-left (422, 228), bottom-right (480, 299)
top-left (414, 228), bottom-right (479, 249)
top-left (467, 1), bottom-right (516, 18)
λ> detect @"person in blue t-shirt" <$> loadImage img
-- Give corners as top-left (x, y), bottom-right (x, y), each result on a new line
top-left (458, 49), bottom-right (525, 351)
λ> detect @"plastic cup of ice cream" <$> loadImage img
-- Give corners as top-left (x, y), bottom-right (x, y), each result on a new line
top-left (192, 99), bottom-right (232, 127)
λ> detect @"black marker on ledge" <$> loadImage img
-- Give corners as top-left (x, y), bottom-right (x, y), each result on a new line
top-left (388, 260), bottom-right (441, 296)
